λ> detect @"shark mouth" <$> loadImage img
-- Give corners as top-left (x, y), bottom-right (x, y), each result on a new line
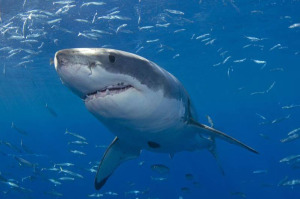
top-left (84, 83), bottom-right (133, 101)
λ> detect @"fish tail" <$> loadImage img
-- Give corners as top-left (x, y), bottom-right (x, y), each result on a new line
top-left (64, 129), bottom-right (69, 135)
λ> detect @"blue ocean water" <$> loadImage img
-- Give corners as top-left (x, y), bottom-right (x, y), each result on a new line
top-left (1, 0), bottom-right (300, 198)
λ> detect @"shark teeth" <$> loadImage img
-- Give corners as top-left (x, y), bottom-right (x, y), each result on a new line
top-left (85, 83), bottom-right (133, 100)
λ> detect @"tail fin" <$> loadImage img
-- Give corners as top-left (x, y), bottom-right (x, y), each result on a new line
top-left (189, 119), bottom-right (259, 154)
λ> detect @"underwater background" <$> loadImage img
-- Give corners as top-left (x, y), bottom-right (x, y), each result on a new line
top-left (1, 0), bottom-right (300, 198)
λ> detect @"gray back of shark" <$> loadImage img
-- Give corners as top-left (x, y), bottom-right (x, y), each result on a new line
top-left (54, 48), bottom-right (258, 190)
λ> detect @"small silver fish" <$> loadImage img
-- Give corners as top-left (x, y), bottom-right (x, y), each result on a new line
top-left (53, 1), bottom-right (75, 5)
top-left (256, 113), bottom-right (267, 120)
top-left (288, 23), bottom-right (300, 29)
top-left (15, 156), bottom-right (36, 168)
top-left (41, 167), bottom-right (59, 172)
top-left (105, 191), bottom-right (118, 196)
top-left (269, 44), bottom-right (281, 51)
top-left (65, 129), bottom-right (86, 140)
top-left (59, 167), bottom-right (84, 178)
top-left (75, 19), bottom-right (89, 23)
top-left (146, 39), bottom-right (159, 43)
top-left (47, 18), bottom-right (62, 24)
top-left (281, 134), bottom-right (299, 143)
top-left (125, 190), bottom-right (144, 195)
top-left (206, 115), bottom-right (214, 127)
top-left (54, 163), bottom-right (74, 167)
top-left (195, 33), bottom-right (209, 40)
top-left (155, 23), bottom-right (170, 28)
top-left (59, 177), bottom-right (75, 181)
top-left (173, 54), bottom-right (180, 59)
top-left (245, 36), bottom-right (264, 42)
top-left (151, 164), bottom-right (170, 174)
top-left (11, 122), bottom-right (28, 135)
top-left (116, 24), bottom-right (127, 33)
top-left (252, 170), bottom-right (268, 174)
top-left (280, 155), bottom-right (300, 163)
top-left (70, 150), bottom-right (86, 155)
top-left (45, 104), bottom-right (58, 117)
top-left (151, 176), bottom-right (167, 181)
top-left (222, 56), bottom-right (231, 64)
top-left (68, 141), bottom-right (88, 145)
top-left (81, 2), bottom-right (106, 8)
top-left (88, 193), bottom-right (104, 197)
top-left (233, 58), bottom-right (246, 63)
top-left (139, 26), bottom-right (154, 30)
top-left (282, 104), bottom-right (300, 109)
top-left (252, 59), bottom-right (267, 68)
top-left (49, 179), bottom-right (61, 186)
top-left (174, 29), bottom-right (186, 33)
top-left (282, 179), bottom-right (300, 186)
top-left (164, 9), bottom-right (184, 15)
top-left (287, 128), bottom-right (300, 136)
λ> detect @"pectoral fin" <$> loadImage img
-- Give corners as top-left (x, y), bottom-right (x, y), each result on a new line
top-left (189, 119), bottom-right (259, 154)
top-left (95, 137), bottom-right (140, 190)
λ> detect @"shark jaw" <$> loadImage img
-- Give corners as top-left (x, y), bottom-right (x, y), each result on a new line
top-left (84, 83), bottom-right (134, 101)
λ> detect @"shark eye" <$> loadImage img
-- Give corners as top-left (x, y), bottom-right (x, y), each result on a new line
top-left (109, 55), bottom-right (115, 63)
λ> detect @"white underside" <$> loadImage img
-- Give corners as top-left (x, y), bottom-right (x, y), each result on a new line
top-left (84, 75), bottom-right (209, 153)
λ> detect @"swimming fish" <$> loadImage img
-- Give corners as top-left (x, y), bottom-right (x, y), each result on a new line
top-left (65, 129), bottom-right (86, 140)
top-left (11, 122), bottom-right (28, 135)
top-left (54, 48), bottom-right (258, 190)
top-left (49, 178), bottom-right (61, 186)
top-left (81, 2), bottom-right (106, 8)
top-left (151, 164), bottom-right (170, 174)
top-left (46, 103), bottom-right (58, 117)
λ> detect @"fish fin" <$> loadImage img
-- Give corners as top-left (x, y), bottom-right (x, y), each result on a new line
top-left (208, 137), bottom-right (225, 176)
top-left (189, 119), bottom-right (259, 154)
top-left (95, 137), bottom-right (140, 190)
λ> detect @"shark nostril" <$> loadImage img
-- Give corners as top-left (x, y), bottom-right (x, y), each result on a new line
top-left (59, 59), bottom-right (65, 65)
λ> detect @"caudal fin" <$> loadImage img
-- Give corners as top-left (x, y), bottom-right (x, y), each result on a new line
top-left (189, 119), bottom-right (259, 154)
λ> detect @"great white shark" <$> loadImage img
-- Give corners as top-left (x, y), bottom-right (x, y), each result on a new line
top-left (54, 48), bottom-right (258, 190)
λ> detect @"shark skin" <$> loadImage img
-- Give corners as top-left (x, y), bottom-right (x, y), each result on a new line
top-left (54, 48), bottom-right (258, 190)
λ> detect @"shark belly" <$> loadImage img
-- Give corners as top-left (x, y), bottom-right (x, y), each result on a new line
top-left (91, 91), bottom-right (201, 153)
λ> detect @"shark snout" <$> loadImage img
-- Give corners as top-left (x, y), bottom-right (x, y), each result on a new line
top-left (54, 51), bottom-right (60, 71)
top-left (54, 48), bottom-right (101, 71)
top-left (54, 50), bottom-right (72, 71)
